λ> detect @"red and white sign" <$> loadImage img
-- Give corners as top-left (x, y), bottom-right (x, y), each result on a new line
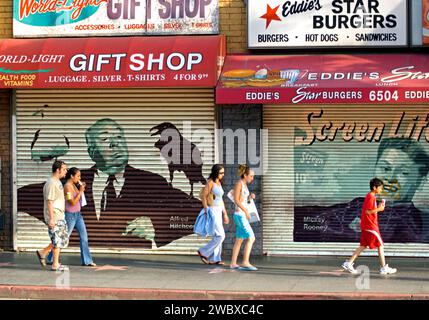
top-left (0, 36), bottom-right (226, 89)
top-left (13, 0), bottom-right (219, 37)
top-left (248, 0), bottom-right (408, 48)
top-left (216, 54), bottom-right (429, 104)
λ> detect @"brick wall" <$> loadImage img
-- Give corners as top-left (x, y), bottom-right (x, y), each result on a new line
top-left (219, 105), bottom-right (263, 256)
top-left (0, 90), bottom-right (11, 250)
top-left (220, 0), bottom-right (248, 53)
top-left (0, 0), bottom-right (12, 250)
top-left (0, 0), bottom-right (13, 39)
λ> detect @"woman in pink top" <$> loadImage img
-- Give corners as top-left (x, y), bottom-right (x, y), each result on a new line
top-left (64, 167), bottom-right (96, 267)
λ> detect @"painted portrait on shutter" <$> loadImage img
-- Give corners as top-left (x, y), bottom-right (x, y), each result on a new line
top-left (293, 106), bottom-right (429, 244)
top-left (17, 115), bottom-right (210, 250)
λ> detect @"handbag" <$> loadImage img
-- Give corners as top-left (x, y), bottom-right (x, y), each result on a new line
top-left (199, 186), bottom-right (214, 207)
top-left (193, 207), bottom-right (214, 237)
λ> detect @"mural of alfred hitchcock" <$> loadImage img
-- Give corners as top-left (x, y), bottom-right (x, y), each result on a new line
top-left (18, 118), bottom-right (204, 249)
top-left (294, 137), bottom-right (429, 244)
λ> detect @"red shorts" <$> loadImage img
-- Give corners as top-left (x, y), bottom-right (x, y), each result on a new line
top-left (360, 230), bottom-right (383, 249)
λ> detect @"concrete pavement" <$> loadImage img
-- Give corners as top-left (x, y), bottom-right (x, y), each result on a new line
top-left (0, 252), bottom-right (428, 299)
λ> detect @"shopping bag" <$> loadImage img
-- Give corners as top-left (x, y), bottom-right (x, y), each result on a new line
top-left (228, 189), bottom-right (259, 223)
top-left (247, 199), bottom-right (260, 224)
top-left (80, 192), bottom-right (87, 207)
top-left (227, 189), bottom-right (234, 203)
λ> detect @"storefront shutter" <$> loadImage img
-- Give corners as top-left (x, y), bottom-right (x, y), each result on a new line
top-left (263, 104), bottom-right (429, 257)
top-left (15, 88), bottom-right (215, 254)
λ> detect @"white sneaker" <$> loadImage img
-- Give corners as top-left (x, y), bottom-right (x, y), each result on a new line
top-left (380, 264), bottom-right (397, 275)
top-left (341, 261), bottom-right (358, 274)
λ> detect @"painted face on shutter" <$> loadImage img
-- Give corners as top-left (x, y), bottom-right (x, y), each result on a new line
top-left (87, 119), bottom-right (129, 175)
top-left (375, 149), bottom-right (425, 203)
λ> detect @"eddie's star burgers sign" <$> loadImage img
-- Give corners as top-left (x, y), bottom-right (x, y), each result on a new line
top-left (248, 0), bottom-right (407, 48)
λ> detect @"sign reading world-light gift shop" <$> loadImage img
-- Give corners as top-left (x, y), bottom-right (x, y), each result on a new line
top-left (1, 35), bottom-right (226, 254)
top-left (13, 0), bottom-right (220, 37)
top-left (216, 54), bottom-right (429, 256)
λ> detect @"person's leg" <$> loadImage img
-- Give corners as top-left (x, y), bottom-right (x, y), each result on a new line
top-left (241, 237), bottom-right (255, 267)
top-left (65, 213), bottom-right (77, 238)
top-left (230, 238), bottom-right (243, 267)
top-left (46, 250), bottom-right (53, 264)
top-left (48, 213), bottom-right (76, 265)
top-left (211, 233), bottom-right (225, 263)
top-left (378, 245), bottom-right (386, 267)
top-left (348, 246), bottom-right (366, 264)
top-left (74, 213), bottom-right (95, 265)
top-left (39, 243), bottom-right (53, 257)
top-left (52, 247), bottom-right (61, 269)
top-left (199, 235), bottom-right (220, 261)
top-left (199, 207), bottom-right (224, 262)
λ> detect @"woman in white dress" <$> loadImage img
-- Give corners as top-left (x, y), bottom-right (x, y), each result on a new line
top-left (197, 164), bottom-right (230, 265)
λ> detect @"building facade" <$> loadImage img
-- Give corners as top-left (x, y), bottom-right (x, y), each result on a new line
top-left (0, 0), bottom-right (13, 250)
top-left (2, 0), bottom-right (429, 258)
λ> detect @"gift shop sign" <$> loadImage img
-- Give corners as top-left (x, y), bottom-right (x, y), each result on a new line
top-left (13, 0), bottom-right (219, 37)
top-left (248, 0), bottom-right (408, 48)
top-left (0, 36), bottom-right (225, 88)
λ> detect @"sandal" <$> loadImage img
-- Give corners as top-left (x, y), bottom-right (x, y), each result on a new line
top-left (209, 261), bottom-right (225, 265)
top-left (238, 265), bottom-right (258, 271)
top-left (51, 264), bottom-right (69, 272)
top-left (197, 251), bottom-right (209, 265)
top-left (36, 250), bottom-right (46, 267)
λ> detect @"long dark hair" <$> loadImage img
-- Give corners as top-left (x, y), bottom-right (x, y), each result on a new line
top-left (208, 164), bottom-right (224, 182)
top-left (65, 167), bottom-right (80, 181)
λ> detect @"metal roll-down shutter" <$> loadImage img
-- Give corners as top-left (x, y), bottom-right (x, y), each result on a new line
top-left (263, 104), bottom-right (429, 257)
top-left (15, 88), bottom-right (216, 254)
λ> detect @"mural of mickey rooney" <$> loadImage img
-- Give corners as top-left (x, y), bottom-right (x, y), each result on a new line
top-left (18, 118), bottom-right (203, 249)
top-left (294, 137), bottom-right (429, 243)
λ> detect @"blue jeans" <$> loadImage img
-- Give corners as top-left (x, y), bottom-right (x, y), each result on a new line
top-left (47, 212), bottom-right (94, 265)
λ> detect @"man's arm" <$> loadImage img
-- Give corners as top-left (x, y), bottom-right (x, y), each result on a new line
top-left (47, 200), bottom-right (56, 229)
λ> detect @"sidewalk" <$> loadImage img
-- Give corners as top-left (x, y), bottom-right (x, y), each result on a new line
top-left (0, 251), bottom-right (428, 300)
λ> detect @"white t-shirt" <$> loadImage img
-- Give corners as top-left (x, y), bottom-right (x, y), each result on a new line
top-left (43, 177), bottom-right (65, 224)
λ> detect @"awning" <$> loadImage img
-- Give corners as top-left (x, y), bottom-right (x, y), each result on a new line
top-left (0, 35), bottom-right (225, 89)
top-left (216, 54), bottom-right (429, 105)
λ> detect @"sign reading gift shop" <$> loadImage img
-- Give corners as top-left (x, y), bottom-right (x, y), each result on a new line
top-left (248, 0), bottom-right (408, 48)
top-left (216, 54), bottom-right (429, 105)
top-left (0, 36), bottom-right (225, 88)
top-left (13, 0), bottom-right (219, 37)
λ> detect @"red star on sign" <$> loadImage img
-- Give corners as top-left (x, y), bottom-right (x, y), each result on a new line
top-left (260, 4), bottom-right (282, 29)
